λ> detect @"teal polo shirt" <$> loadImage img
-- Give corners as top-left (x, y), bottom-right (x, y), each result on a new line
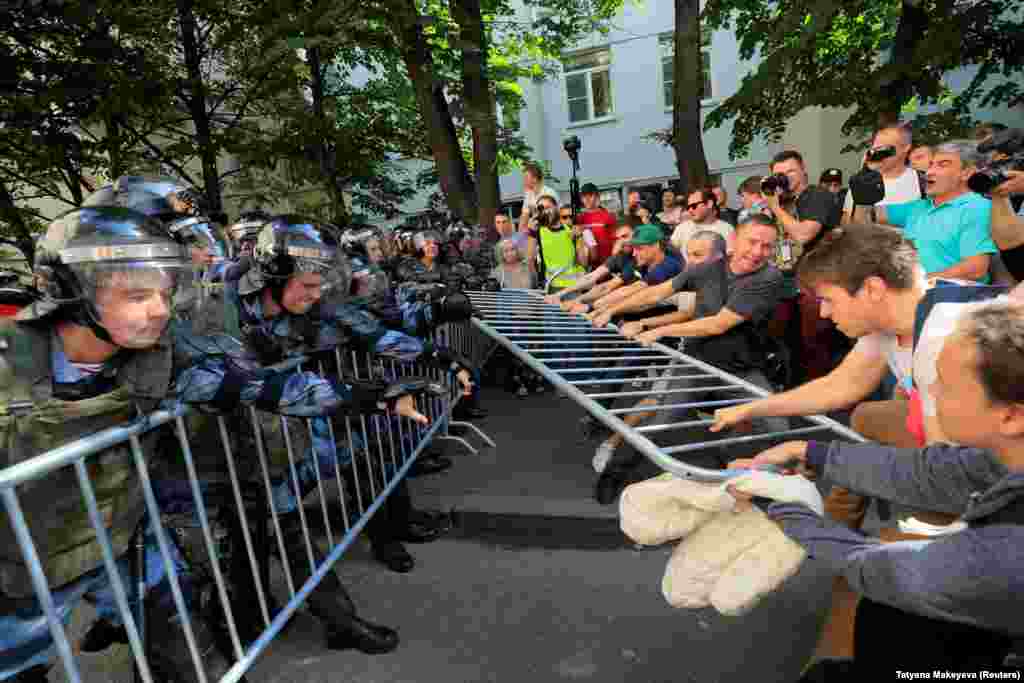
top-left (886, 192), bottom-right (996, 282)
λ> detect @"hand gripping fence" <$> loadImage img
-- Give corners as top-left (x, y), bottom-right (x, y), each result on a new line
top-left (466, 289), bottom-right (865, 483)
top-left (0, 343), bottom-right (492, 683)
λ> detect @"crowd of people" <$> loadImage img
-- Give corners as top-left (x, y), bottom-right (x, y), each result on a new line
top-left (492, 123), bottom-right (1024, 676)
top-left (1, 118), bottom-right (1024, 682)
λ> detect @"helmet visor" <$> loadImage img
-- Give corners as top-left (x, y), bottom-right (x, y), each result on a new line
top-left (69, 259), bottom-right (197, 348)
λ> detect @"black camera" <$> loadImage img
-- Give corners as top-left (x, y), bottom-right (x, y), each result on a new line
top-left (865, 145), bottom-right (898, 163)
top-left (563, 135), bottom-right (582, 160)
top-left (760, 173), bottom-right (791, 197)
top-left (970, 128), bottom-right (1024, 196)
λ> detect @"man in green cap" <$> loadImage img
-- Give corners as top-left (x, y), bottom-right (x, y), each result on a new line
top-left (587, 224), bottom-right (682, 326)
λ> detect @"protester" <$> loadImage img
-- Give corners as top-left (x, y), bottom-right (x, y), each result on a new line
top-left (669, 187), bottom-right (734, 254)
top-left (711, 184), bottom-right (740, 227)
top-left (586, 225), bottom-right (682, 324)
top-left (591, 215), bottom-right (786, 503)
top-left (590, 231), bottom-right (726, 474)
top-left (657, 187), bottom-right (685, 226)
top-left (728, 300), bottom-right (1024, 675)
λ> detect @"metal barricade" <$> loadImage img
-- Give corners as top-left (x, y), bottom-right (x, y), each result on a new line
top-left (467, 289), bottom-right (864, 482)
top-left (430, 322), bottom-right (499, 455)
top-left (0, 350), bottom-right (460, 683)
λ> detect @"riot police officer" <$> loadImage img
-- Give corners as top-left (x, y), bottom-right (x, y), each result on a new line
top-left (0, 206), bottom-right (240, 682)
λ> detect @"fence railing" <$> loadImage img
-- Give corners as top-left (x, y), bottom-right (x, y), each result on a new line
top-left (0, 336), bottom-right (492, 683)
top-left (467, 288), bottom-right (864, 483)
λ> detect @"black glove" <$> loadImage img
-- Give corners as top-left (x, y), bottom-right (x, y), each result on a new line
top-left (432, 290), bottom-right (474, 323)
top-left (847, 168), bottom-right (886, 207)
top-left (420, 341), bottom-right (475, 375)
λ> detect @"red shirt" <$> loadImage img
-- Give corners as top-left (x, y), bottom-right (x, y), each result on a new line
top-left (576, 208), bottom-right (617, 266)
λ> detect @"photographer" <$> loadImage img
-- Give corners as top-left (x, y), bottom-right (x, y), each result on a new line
top-left (841, 125), bottom-right (924, 224)
top-left (853, 141), bottom-right (996, 283)
top-left (527, 197), bottom-right (588, 291)
top-left (979, 128), bottom-right (1024, 281)
top-left (764, 150), bottom-right (843, 382)
top-left (992, 171), bottom-right (1024, 281)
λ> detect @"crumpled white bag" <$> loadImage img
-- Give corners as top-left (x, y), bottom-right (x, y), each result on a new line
top-left (620, 470), bottom-right (823, 616)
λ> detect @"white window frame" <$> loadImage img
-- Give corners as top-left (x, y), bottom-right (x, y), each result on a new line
top-left (562, 49), bottom-right (615, 126)
top-left (659, 29), bottom-right (714, 110)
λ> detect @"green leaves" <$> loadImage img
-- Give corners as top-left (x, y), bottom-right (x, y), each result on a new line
top-left (703, 0), bottom-right (1024, 159)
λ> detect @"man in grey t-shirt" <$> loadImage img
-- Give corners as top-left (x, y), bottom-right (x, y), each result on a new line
top-left (592, 215), bottom-right (790, 502)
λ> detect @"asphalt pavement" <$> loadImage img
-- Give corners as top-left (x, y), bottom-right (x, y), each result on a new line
top-left (64, 387), bottom-right (838, 682)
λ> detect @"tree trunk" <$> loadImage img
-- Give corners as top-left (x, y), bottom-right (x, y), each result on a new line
top-left (178, 0), bottom-right (223, 215)
top-left (876, 0), bottom-right (929, 127)
top-left (672, 0), bottom-right (710, 191)
top-left (0, 178), bottom-right (36, 267)
top-left (452, 0), bottom-right (498, 232)
top-left (307, 45), bottom-right (349, 224)
top-left (393, 0), bottom-right (478, 223)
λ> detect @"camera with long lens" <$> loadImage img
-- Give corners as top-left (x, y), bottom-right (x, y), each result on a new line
top-left (970, 128), bottom-right (1024, 196)
top-left (865, 145), bottom-right (898, 163)
top-left (760, 173), bottom-right (791, 197)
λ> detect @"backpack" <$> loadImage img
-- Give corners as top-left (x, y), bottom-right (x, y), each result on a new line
top-left (912, 280), bottom-right (1010, 353)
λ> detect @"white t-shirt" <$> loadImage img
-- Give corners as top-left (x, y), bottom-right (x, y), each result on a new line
top-left (843, 166), bottom-right (923, 214)
top-left (670, 219), bottom-right (734, 254)
top-left (853, 295), bottom-right (1007, 419)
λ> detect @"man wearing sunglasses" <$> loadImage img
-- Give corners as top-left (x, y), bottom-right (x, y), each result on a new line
top-left (669, 187), bottom-right (735, 256)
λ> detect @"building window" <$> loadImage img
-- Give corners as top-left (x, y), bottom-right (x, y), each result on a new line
top-left (659, 30), bottom-right (713, 108)
top-left (563, 49), bottom-right (613, 124)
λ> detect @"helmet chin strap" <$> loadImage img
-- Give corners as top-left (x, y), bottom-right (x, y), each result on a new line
top-left (70, 301), bottom-right (117, 346)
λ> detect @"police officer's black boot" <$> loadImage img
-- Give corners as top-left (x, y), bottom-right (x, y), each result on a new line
top-left (145, 581), bottom-right (247, 683)
top-left (278, 512), bottom-right (398, 654)
top-left (224, 507), bottom-right (287, 646)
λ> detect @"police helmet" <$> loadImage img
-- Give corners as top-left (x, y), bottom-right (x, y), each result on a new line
top-left (227, 210), bottom-right (271, 252)
top-left (25, 206), bottom-right (194, 345)
top-left (245, 215), bottom-right (351, 297)
top-left (413, 230), bottom-right (443, 255)
top-left (168, 215), bottom-right (233, 264)
top-left (83, 175), bottom-right (205, 224)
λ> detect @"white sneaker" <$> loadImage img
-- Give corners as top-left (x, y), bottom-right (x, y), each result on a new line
top-left (592, 441), bottom-right (615, 473)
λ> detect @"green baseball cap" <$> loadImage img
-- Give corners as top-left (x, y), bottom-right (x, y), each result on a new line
top-left (627, 224), bottom-right (664, 246)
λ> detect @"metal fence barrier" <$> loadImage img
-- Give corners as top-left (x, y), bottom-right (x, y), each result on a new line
top-left (0, 342), bottom-right (492, 683)
top-left (467, 289), bottom-right (865, 483)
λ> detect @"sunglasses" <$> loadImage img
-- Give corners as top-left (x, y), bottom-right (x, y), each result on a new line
top-left (560, 213), bottom-right (572, 219)
top-left (687, 201), bottom-right (706, 210)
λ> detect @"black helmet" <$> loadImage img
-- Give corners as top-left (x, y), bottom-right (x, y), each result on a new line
top-left (413, 230), bottom-right (443, 254)
top-left (340, 226), bottom-right (383, 259)
top-left (241, 215), bottom-right (351, 297)
top-left (25, 206), bottom-right (193, 346)
top-left (167, 215), bottom-right (233, 264)
top-left (83, 175), bottom-right (205, 224)
top-left (227, 210), bottom-right (271, 252)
